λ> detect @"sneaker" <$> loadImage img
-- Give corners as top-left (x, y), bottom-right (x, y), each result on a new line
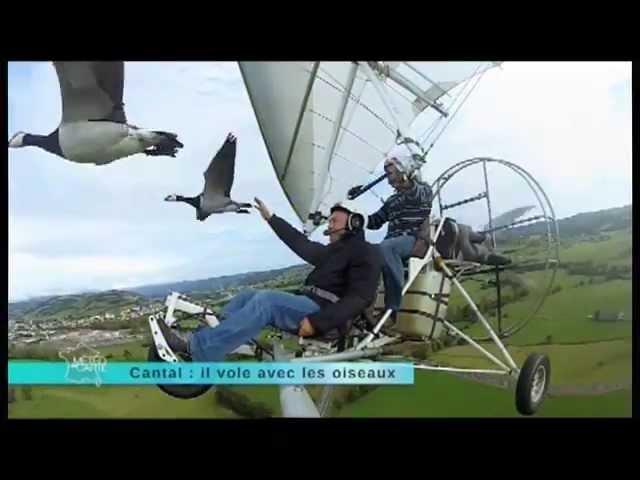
top-left (155, 318), bottom-right (192, 355)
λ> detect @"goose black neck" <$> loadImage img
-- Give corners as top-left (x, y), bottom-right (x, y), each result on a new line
top-left (24, 131), bottom-right (63, 157)
top-left (178, 195), bottom-right (200, 209)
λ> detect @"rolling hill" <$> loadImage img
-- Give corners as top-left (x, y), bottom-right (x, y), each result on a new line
top-left (9, 264), bottom-right (312, 323)
top-left (127, 264), bottom-right (311, 298)
top-left (9, 204), bottom-right (631, 323)
top-left (496, 204), bottom-right (631, 242)
top-left (9, 290), bottom-right (146, 323)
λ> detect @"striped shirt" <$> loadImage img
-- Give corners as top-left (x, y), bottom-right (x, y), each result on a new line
top-left (367, 181), bottom-right (433, 239)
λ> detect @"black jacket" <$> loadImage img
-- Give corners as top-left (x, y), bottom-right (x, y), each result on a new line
top-left (268, 215), bottom-right (382, 334)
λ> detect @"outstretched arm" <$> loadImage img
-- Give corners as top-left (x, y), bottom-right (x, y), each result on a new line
top-left (255, 197), bottom-right (327, 266)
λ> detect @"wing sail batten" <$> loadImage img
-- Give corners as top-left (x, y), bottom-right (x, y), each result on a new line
top-left (282, 62), bottom-right (320, 183)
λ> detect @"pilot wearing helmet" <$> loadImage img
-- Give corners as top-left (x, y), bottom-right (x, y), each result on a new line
top-left (364, 153), bottom-right (434, 322)
top-left (363, 152), bottom-right (510, 322)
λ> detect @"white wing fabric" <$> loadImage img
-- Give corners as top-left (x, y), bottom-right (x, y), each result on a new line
top-left (240, 61), bottom-right (499, 233)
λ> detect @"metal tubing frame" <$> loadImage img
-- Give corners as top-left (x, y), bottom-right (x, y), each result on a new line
top-left (358, 61), bottom-right (423, 165)
top-left (440, 191), bottom-right (487, 212)
top-left (150, 294), bottom-right (255, 362)
top-left (438, 259), bottom-right (519, 371)
top-left (290, 347), bottom-right (384, 363)
top-left (479, 215), bottom-right (547, 236)
top-left (349, 210), bottom-right (519, 373)
top-left (413, 365), bottom-right (510, 376)
top-left (359, 61), bottom-right (410, 134)
top-left (164, 292), bottom-right (219, 327)
top-left (481, 160), bottom-right (504, 334)
top-left (433, 158), bottom-right (559, 267)
top-left (438, 317), bottom-right (511, 372)
top-left (403, 62), bottom-right (451, 100)
top-left (273, 342), bottom-right (321, 418)
top-left (355, 216), bottom-right (449, 350)
top-left (431, 157), bottom-right (560, 338)
top-left (148, 313), bottom-right (179, 363)
top-left (383, 66), bottom-right (449, 117)
top-left (482, 160), bottom-right (497, 249)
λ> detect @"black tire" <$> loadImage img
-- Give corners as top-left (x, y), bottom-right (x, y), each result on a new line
top-left (515, 353), bottom-right (551, 415)
top-left (147, 344), bottom-right (212, 400)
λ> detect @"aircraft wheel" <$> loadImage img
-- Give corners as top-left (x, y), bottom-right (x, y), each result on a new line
top-left (147, 344), bottom-right (212, 400)
top-left (515, 353), bottom-right (551, 415)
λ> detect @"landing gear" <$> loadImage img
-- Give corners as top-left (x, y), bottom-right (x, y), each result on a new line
top-left (147, 292), bottom-right (260, 400)
top-left (515, 353), bottom-right (551, 415)
top-left (147, 342), bottom-right (212, 400)
top-left (147, 293), bottom-right (216, 400)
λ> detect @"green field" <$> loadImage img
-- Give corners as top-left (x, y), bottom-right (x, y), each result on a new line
top-left (95, 341), bottom-right (150, 360)
top-left (8, 367), bottom-right (632, 419)
top-left (8, 227), bottom-right (632, 418)
top-left (7, 339), bottom-right (237, 419)
top-left (448, 228), bottom-right (632, 345)
top-left (431, 339), bottom-right (632, 387)
top-left (454, 273), bottom-right (633, 345)
top-left (504, 280), bottom-right (632, 345)
top-left (9, 340), bottom-right (300, 419)
top-left (338, 371), bottom-right (632, 418)
top-left (559, 229), bottom-right (632, 265)
top-left (8, 385), bottom-right (238, 419)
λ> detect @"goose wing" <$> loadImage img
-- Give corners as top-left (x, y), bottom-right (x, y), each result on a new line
top-left (53, 61), bottom-right (127, 124)
top-left (203, 134), bottom-right (237, 199)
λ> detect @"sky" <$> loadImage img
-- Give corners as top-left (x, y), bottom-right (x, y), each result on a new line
top-left (7, 61), bottom-right (632, 302)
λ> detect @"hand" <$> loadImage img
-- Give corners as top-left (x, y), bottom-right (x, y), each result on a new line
top-left (298, 317), bottom-right (316, 337)
top-left (347, 185), bottom-right (363, 200)
top-left (254, 197), bottom-right (272, 221)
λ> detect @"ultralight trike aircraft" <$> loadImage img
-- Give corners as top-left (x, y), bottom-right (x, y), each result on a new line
top-left (147, 61), bottom-right (560, 417)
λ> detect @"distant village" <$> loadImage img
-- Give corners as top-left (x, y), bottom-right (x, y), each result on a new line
top-left (8, 301), bottom-right (164, 346)
top-left (8, 270), bottom-right (307, 350)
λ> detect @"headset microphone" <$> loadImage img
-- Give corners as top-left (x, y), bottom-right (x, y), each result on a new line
top-left (323, 227), bottom-right (346, 236)
top-left (324, 202), bottom-right (365, 236)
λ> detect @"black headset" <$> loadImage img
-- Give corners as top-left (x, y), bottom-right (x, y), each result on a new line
top-left (325, 206), bottom-right (365, 235)
top-left (346, 211), bottom-right (365, 232)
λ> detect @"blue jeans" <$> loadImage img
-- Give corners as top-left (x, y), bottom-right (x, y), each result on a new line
top-left (379, 235), bottom-right (416, 311)
top-left (189, 288), bottom-right (320, 362)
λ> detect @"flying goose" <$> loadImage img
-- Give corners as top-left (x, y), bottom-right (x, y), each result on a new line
top-left (8, 61), bottom-right (183, 165)
top-left (165, 133), bottom-right (252, 221)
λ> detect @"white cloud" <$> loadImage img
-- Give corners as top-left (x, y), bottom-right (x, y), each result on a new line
top-left (8, 252), bottom-right (186, 301)
top-left (8, 61), bottom-right (302, 300)
top-left (419, 61), bottom-right (632, 221)
top-left (7, 61), bottom-right (632, 300)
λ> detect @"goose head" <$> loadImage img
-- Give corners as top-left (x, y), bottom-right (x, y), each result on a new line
top-left (8, 132), bottom-right (27, 148)
top-left (164, 194), bottom-right (178, 202)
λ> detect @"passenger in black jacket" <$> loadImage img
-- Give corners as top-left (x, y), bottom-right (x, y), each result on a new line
top-left (156, 197), bottom-right (382, 362)
top-left (266, 200), bottom-right (383, 335)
